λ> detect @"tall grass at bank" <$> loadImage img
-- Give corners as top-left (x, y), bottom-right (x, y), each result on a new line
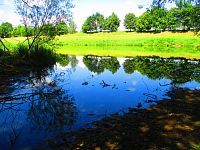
top-left (0, 44), bottom-right (57, 75)
top-left (15, 44), bottom-right (57, 67)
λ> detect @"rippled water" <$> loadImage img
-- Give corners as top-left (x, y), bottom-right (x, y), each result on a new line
top-left (0, 55), bottom-right (200, 149)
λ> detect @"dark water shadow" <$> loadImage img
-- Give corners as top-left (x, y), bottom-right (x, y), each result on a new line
top-left (52, 87), bottom-right (200, 150)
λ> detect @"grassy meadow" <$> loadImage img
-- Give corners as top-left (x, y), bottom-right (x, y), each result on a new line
top-left (4, 31), bottom-right (200, 59)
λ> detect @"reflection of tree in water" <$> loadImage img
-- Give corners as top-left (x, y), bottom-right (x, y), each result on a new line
top-left (0, 63), bottom-right (78, 149)
top-left (28, 80), bottom-right (78, 131)
top-left (70, 55), bottom-right (79, 70)
top-left (83, 56), bottom-right (120, 74)
top-left (123, 56), bottom-right (200, 84)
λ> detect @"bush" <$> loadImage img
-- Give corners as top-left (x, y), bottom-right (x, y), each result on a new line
top-left (15, 44), bottom-right (57, 67)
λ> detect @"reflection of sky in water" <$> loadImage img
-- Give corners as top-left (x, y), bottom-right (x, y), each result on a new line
top-left (0, 56), bottom-right (200, 149)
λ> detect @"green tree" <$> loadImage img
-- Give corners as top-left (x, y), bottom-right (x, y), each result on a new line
top-left (56, 22), bottom-right (68, 36)
top-left (94, 12), bottom-right (105, 31)
top-left (179, 3), bottom-right (194, 30)
top-left (82, 12), bottom-right (104, 33)
top-left (124, 13), bottom-right (137, 32)
top-left (136, 12), bottom-right (152, 32)
top-left (192, 5), bottom-right (200, 33)
top-left (68, 19), bottom-right (77, 34)
top-left (103, 12), bottom-right (120, 32)
top-left (15, 0), bottom-right (74, 50)
top-left (150, 7), bottom-right (167, 32)
top-left (82, 16), bottom-right (96, 33)
top-left (0, 22), bottom-right (13, 38)
top-left (165, 8), bottom-right (180, 30)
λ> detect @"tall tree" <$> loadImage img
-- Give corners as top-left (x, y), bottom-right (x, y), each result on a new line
top-left (0, 22), bottom-right (13, 38)
top-left (124, 13), bottom-right (137, 32)
top-left (136, 12), bottom-right (152, 32)
top-left (165, 8), bottom-right (180, 30)
top-left (56, 22), bottom-right (68, 36)
top-left (192, 5), bottom-right (200, 33)
top-left (94, 12), bottom-right (104, 31)
top-left (15, 0), bottom-right (74, 50)
top-left (68, 19), bottom-right (77, 34)
top-left (150, 7), bottom-right (167, 32)
top-left (82, 16), bottom-right (96, 33)
top-left (82, 12), bottom-right (104, 33)
top-left (104, 12), bottom-right (120, 32)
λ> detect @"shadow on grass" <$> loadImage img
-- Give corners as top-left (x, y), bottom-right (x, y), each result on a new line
top-left (52, 87), bottom-right (200, 150)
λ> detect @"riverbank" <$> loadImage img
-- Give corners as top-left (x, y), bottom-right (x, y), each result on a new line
top-left (3, 32), bottom-right (200, 59)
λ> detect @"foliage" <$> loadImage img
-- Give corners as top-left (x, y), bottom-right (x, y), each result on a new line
top-left (124, 13), bottom-right (137, 32)
top-left (15, 0), bottom-right (74, 50)
top-left (68, 19), bottom-right (77, 34)
top-left (56, 22), bottom-right (68, 36)
top-left (192, 5), bottom-right (200, 34)
top-left (82, 12), bottom-right (104, 33)
top-left (12, 25), bottom-right (34, 37)
top-left (136, 12), bottom-right (152, 32)
top-left (0, 22), bottom-right (13, 38)
top-left (15, 44), bottom-right (57, 67)
top-left (82, 16), bottom-right (97, 33)
top-left (103, 13), bottom-right (120, 32)
top-left (150, 7), bottom-right (168, 32)
top-left (193, 143), bottom-right (200, 150)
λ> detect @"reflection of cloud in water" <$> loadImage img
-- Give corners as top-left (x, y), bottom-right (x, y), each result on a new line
top-left (77, 57), bottom-right (86, 69)
top-left (132, 80), bottom-right (138, 86)
top-left (118, 58), bottom-right (126, 66)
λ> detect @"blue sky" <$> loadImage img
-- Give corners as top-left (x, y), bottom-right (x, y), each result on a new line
top-left (0, 0), bottom-right (174, 31)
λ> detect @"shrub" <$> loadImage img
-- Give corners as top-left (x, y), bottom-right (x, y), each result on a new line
top-left (15, 44), bottom-right (57, 67)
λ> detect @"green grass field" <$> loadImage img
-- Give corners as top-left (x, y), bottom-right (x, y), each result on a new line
top-left (4, 31), bottom-right (200, 59)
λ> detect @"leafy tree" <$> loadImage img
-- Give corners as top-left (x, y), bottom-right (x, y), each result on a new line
top-left (12, 25), bottom-right (34, 37)
top-left (103, 13), bottom-right (120, 32)
top-left (68, 19), bottom-right (77, 34)
top-left (124, 13), bottom-right (137, 32)
top-left (82, 16), bottom-right (96, 33)
top-left (56, 22), bottom-right (68, 36)
top-left (165, 8), bottom-right (180, 30)
top-left (82, 12), bottom-right (104, 33)
top-left (94, 12), bottom-right (105, 31)
top-left (136, 12), bottom-right (152, 32)
top-left (152, 0), bottom-right (199, 7)
top-left (0, 22), bottom-right (13, 38)
top-left (179, 3), bottom-right (194, 30)
top-left (150, 7), bottom-right (167, 32)
top-left (15, 0), bottom-right (74, 50)
top-left (192, 5), bottom-right (200, 33)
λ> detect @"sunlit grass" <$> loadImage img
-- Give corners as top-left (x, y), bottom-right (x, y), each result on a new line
top-left (3, 32), bottom-right (200, 59)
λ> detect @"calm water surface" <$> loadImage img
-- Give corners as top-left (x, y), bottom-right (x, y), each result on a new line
top-left (0, 55), bottom-right (200, 149)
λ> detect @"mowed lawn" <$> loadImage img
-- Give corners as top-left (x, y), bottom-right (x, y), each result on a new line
top-left (4, 31), bottom-right (200, 59)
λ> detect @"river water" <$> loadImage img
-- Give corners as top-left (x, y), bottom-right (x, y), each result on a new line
top-left (0, 55), bottom-right (200, 149)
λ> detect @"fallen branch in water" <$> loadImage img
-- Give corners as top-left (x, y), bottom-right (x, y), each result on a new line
top-left (100, 80), bottom-right (111, 88)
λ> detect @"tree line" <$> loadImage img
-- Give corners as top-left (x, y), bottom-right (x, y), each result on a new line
top-left (82, 2), bottom-right (200, 33)
top-left (0, 20), bottom-right (77, 38)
